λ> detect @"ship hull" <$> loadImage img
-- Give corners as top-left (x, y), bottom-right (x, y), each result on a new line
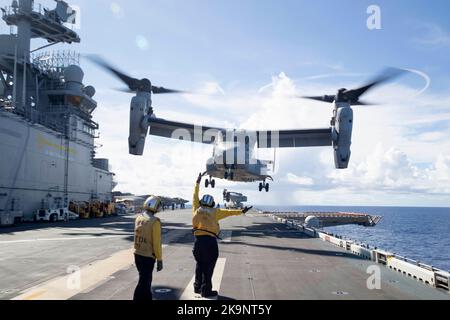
top-left (0, 111), bottom-right (114, 221)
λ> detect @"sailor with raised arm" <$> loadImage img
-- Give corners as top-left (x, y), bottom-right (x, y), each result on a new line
top-left (192, 172), bottom-right (252, 298)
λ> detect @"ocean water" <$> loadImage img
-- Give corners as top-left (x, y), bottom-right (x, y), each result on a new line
top-left (258, 205), bottom-right (450, 271)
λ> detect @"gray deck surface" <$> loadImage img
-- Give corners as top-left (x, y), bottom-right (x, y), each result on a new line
top-left (1, 210), bottom-right (448, 300)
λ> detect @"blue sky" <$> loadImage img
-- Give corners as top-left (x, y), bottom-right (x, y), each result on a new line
top-left (83, 0), bottom-right (449, 90)
top-left (1, 0), bottom-right (450, 206)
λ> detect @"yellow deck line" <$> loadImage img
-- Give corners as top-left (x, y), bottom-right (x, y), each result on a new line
top-left (12, 244), bottom-right (169, 300)
top-left (12, 248), bottom-right (135, 300)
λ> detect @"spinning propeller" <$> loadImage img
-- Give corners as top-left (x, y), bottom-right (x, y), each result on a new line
top-left (301, 68), bottom-right (408, 106)
top-left (86, 55), bottom-right (186, 95)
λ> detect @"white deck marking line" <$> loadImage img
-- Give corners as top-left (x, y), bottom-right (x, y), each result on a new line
top-left (220, 230), bottom-right (232, 243)
top-left (11, 245), bottom-right (168, 300)
top-left (179, 258), bottom-right (226, 300)
top-left (0, 235), bottom-right (132, 244)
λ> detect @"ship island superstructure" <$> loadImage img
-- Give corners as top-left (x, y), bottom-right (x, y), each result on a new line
top-left (0, 0), bottom-right (116, 224)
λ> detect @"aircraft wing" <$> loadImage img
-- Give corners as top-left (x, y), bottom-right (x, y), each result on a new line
top-left (148, 117), bottom-right (332, 148)
top-left (148, 117), bottom-right (225, 144)
top-left (256, 128), bottom-right (333, 148)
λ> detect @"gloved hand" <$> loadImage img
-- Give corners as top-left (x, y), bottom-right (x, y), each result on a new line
top-left (242, 206), bottom-right (253, 214)
top-left (157, 260), bottom-right (163, 272)
top-left (196, 172), bottom-right (207, 184)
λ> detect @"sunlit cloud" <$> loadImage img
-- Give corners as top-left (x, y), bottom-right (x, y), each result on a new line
top-left (197, 82), bottom-right (226, 96)
top-left (414, 23), bottom-right (450, 47)
top-left (286, 173), bottom-right (314, 186)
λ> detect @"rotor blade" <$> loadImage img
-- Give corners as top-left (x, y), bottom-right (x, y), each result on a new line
top-left (85, 55), bottom-right (140, 91)
top-left (301, 95), bottom-right (336, 104)
top-left (351, 100), bottom-right (373, 106)
top-left (114, 87), bottom-right (135, 93)
top-left (345, 67), bottom-right (407, 102)
top-left (117, 86), bottom-right (190, 95)
top-left (152, 86), bottom-right (187, 94)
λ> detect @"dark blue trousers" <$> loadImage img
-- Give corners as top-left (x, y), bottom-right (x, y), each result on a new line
top-left (193, 235), bottom-right (219, 295)
top-left (133, 254), bottom-right (155, 301)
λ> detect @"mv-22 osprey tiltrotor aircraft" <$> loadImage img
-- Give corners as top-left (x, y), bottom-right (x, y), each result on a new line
top-left (88, 56), bottom-right (406, 192)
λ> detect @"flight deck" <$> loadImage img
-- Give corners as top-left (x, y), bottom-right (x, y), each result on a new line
top-left (5, 210), bottom-right (448, 300)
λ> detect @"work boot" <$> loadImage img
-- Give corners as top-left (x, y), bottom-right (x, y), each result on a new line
top-left (194, 286), bottom-right (201, 294)
top-left (201, 290), bottom-right (218, 298)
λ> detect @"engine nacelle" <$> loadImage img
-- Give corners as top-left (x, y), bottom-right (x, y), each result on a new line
top-left (333, 106), bottom-right (353, 169)
top-left (129, 94), bottom-right (150, 156)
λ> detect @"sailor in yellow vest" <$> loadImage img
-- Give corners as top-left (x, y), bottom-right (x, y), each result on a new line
top-left (192, 173), bottom-right (253, 298)
top-left (133, 196), bottom-right (163, 301)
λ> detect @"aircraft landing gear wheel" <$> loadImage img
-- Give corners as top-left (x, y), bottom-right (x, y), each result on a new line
top-left (230, 172), bottom-right (234, 181)
top-left (265, 183), bottom-right (270, 193)
top-left (224, 172), bottom-right (228, 179)
top-left (205, 179), bottom-right (210, 188)
top-left (211, 179), bottom-right (216, 188)
top-left (259, 183), bottom-right (263, 192)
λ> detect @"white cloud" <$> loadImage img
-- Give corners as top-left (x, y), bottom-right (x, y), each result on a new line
top-left (329, 145), bottom-right (420, 191)
top-left (329, 145), bottom-right (450, 195)
top-left (240, 72), bottom-right (330, 131)
top-left (286, 173), bottom-right (314, 186)
top-left (197, 82), bottom-right (226, 96)
top-left (414, 24), bottom-right (450, 47)
top-left (427, 154), bottom-right (450, 188)
top-left (416, 131), bottom-right (447, 142)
